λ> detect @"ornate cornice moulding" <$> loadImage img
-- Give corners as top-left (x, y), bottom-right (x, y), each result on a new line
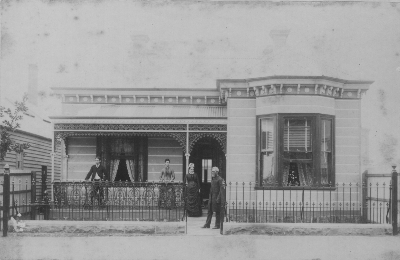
top-left (217, 75), bottom-right (373, 101)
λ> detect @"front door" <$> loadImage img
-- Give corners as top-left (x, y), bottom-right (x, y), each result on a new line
top-left (189, 137), bottom-right (226, 204)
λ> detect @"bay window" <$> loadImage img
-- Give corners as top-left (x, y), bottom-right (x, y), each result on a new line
top-left (258, 114), bottom-right (334, 188)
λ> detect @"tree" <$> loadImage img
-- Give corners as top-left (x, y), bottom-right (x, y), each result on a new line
top-left (0, 94), bottom-right (31, 161)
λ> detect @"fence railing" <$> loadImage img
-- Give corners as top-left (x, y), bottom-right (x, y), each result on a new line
top-left (224, 168), bottom-right (399, 226)
top-left (49, 181), bottom-right (186, 222)
top-left (0, 171), bottom-right (33, 233)
top-left (1, 178), bottom-right (187, 235)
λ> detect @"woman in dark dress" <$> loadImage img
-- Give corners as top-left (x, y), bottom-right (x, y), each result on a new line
top-left (185, 163), bottom-right (202, 217)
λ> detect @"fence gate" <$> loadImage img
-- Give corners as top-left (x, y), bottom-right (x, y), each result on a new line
top-left (362, 166), bottom-right (398, 234)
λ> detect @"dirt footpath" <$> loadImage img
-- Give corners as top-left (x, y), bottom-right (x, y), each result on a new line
top-left (1, 235), bottom-right (400, 260)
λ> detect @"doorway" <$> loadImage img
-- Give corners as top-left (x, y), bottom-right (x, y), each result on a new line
top-left (190, 137), bottom-right (225, 202)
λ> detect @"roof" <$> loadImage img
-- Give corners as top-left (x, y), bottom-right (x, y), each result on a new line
top-left (1, 97), bottom-right (52, 139)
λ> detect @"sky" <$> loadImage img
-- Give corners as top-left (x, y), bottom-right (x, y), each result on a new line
top-left (1, 0), bottom-right (400, 172)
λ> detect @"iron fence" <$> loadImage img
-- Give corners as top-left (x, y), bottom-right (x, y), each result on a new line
top-left (0, 180), bottom-right (186, 228)
top-left (50, 181), bottom-right (186, 221)
top-left (224, 181), bottom-right (394, 224)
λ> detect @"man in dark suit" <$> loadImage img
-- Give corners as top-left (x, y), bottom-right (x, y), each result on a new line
top-left (202, 166), bottom-right (225, 229)
top-left (85, 157), bottom-right (108, 206)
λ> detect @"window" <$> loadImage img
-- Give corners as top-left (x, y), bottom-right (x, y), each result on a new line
top-left (16, 152), bottom-right (24, 169)
top-left (258, 114), bottom-right (334, 188)
top-left (202, 159), bottom-right (212, 183)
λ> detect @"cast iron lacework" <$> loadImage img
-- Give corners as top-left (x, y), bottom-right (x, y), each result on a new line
top-left (188, 132), bottom-right (227, 154)
top-left (54, 132), bottom-right (187, 153)
top-left (54, 124), bottom-right (187, 131)
top-left (52, 182), bottom-right (185, 219)
top-left (189, 124), bottom-right (227, 131)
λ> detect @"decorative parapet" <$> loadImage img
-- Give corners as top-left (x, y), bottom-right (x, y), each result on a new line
top-left (54, 124), bottom-right (187, 131)
top-left (217, 76), bottom-right (373, 100)
top-left (52, 88), bottom-right (224, 105)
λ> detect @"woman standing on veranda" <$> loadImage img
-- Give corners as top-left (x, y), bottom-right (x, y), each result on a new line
top-left (185, 163), bottom-right (202, 217)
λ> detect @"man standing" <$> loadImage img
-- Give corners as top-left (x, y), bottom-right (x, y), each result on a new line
top-left (202, 167), bottom-right (225, 229)
top-left (85, 157), bottom-right (108, 206)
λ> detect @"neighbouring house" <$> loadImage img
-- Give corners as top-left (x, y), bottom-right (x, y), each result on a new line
top-left (0, 64), bottom-right (62, 208)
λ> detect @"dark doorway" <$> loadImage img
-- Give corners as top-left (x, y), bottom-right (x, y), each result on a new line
top-left (190, 137), bottom-right (225, 202)
top-left (114, 159), bottom-right (131, 182)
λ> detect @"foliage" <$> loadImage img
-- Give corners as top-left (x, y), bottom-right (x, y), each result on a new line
top-left (0, 94), bottom-right (31, 161)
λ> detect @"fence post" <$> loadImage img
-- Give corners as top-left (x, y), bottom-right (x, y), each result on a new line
top-left (3, 164), bottom-right (10, 237)
top-left (361, 170), bottom-right (368, 223)
top-left (220, 180), bottom-right (226, 235)
top-left (30, 171), bottom-right (36, 220)
top-left (392, 165), bottom-right (398, 236)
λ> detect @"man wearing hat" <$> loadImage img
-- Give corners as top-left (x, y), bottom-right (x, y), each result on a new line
top-left (202, 166), bottom-right (225, 229)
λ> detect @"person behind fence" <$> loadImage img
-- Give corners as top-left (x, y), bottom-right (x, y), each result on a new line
top-left (202, 166), bottom-right (224, 229)
top-left (85, 156), bottom-right (108, 206)
top-left (159, 158), bottom-right (176, 208)
top-left (9, 210), bottom-right (25, 232)
top-left (185, 163), bottom-right (202, 217)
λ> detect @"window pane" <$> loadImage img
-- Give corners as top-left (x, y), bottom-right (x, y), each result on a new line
top-left (284, 119), bottom-right (311, 152)
top-left (202, 159), bottom-right (212, 183)
top-left (283, 118), bottom-right (313, 186)
top-left (321, 119), bottom-right (332, 185)
top-left (207, 159), bottom-right (212, 182)
top-left (260, 117), bottom-right (276, 185)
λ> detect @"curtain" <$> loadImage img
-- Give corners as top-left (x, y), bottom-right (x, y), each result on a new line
top-left (111, 138), bottom-right (134, 156)
top-left (126, 160), bottom-right (135, 182)
top-left (110, 159), bottom-right (120, 182)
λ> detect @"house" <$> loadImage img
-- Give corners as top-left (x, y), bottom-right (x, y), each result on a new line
top-left (50, 75), bottom-right (372, 209)
top-left (0, 64), bottom-right (61, 207)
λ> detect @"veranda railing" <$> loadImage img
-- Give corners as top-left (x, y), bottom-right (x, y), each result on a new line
top-left (0, 180), bottom-right (187, 233)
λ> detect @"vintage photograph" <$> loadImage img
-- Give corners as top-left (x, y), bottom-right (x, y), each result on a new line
top-left (1, 0), bottom-right (400, 259)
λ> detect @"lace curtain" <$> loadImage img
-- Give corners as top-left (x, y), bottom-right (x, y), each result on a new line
top-left (110, 138), bottom-right (134, 155)
top-left (110, 159), bottom-right (120, 181)
top-left (126, 160), bottom-right (135, 182)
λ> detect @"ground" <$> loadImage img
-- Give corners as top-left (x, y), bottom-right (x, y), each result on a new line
top-left (1, 215), bottom-right (400, 260)
top-left (1, 235), bottom-right (400, 260)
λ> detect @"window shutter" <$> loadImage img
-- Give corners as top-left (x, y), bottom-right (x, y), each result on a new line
top-left (261, 131), bottom-right (273, 151)
top-left (284, 119), bottom-right (311, 152)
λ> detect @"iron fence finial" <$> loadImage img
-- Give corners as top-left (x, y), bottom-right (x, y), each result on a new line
top-left (4, 164), bottom-right (10, 175)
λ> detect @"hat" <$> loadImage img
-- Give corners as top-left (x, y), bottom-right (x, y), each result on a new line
top-left (212, 167), bottom-right (219, 172)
